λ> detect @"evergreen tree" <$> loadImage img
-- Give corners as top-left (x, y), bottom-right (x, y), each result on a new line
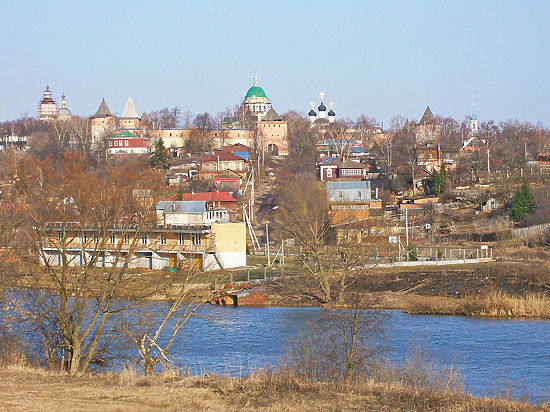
top-left (508, 181), bottom-right (536, 222)
top-left (151, 138), bottom-right (168, 167)
top-left (429, 163), bottom-right (449, 195)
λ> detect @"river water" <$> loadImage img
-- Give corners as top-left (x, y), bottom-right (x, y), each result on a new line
top-left (165, 306), bottom-right (550, 401)
top-left (5, 296), bottom-right (549, 402)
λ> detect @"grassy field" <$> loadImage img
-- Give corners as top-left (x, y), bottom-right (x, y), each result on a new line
top-left (0, 364), bottom-right (544, 411)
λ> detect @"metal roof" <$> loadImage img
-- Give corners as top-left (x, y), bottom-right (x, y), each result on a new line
top-left (326, 181), bottom-right (369, 190)
top-left (156, 200), bottom-right (206, 214)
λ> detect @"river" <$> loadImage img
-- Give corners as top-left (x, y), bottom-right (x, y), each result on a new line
top-left (167, 306), bottom-right (550, 401)
top-left (5, 297), bottom-right (550, 402)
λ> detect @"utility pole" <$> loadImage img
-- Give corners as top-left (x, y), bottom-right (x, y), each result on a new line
top-left (405, 208), bottom-right (409, 246)
top-left (250, 168), bottom-right (255, 222)
top-left (266, 222), bottom-right (270, 266)
top-left (281, 239), bottom-right (285, 267)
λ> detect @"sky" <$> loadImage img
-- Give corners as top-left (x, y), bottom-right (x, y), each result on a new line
top-left (0, 1), bottom-right (549, 126)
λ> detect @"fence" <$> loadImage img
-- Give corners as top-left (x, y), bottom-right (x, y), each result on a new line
top-left (511, 223), bottom-right (550, 239)
top-left (415, 246), bottom-right (492, 261)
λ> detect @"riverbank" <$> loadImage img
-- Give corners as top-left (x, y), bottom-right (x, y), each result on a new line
top-left (404, 291), bottom-right (550, 318)
top-left (10, 260), bottom-right (550, 318)
top-left (261, 261), bottom-right (550, 316)
top-left (0, 364), bottom-right (543, 411)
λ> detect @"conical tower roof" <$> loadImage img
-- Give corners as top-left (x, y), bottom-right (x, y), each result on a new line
top-left (419, 106), bottom-right (437, 125)
top-left (92, 98), bottom-right (112, 118)
top-left (262, 107), bottom-right (280, 121)
top-left (121, 97), bottom-right (139, 118)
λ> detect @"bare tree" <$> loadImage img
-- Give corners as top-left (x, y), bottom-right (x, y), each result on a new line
top-left (275, 174), bottom-right (379, 304)
top-left (354, 115), bottom-right (379, 148)
top-left (325, 119), bottom-right (354, 158)
top-left (283, 116), bottom-right (320, 175)
top-left (14, 155), bottom-right (166, 374)
top-left (122, 259), bottom-right (216, 375)
top-left (480, 121), bottom-right (500, 176)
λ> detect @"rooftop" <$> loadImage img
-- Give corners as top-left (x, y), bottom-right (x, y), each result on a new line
top-left (201, 151), bottom-right (247, 162)
top-left (156, 201), bottom-right (206, 214)
top-left (164, 192), bottom-right (237, 203)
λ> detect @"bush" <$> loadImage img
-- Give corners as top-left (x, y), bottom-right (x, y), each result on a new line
top-left (283, 298), bottom-right (388, 384)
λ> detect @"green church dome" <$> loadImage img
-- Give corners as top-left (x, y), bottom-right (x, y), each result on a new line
top-left (245, 85), bottom-right (267, 99)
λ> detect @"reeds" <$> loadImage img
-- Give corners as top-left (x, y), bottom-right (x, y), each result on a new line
top-left (406, 291), bottom-right (550, 318)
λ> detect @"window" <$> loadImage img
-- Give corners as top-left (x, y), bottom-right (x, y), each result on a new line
top-left (159, 233), bottom-right (166, 245)
top-left (338, 191), bottom-right (343, 198)
top-left (108, 141), bottom-right (112, 146)
top-left (192, 233), bottom-right (200, 246)
top-left (141, 233), bottom-right (149, 245)
top-left (110, 233), bottom-right (116, 244)
top-left (125, 140), bottom-right (128, 146)
top-left (114, 140), bottom-right (118, 147)
top-left (326, 168), bottom-right (333, 178)
top-left (82, 232), bottom-right (87, 244)
top-left (93, 233), bottom-right (99, 243)
top-left (358, 191), bottom-right (362, 198)
top-left (124, 234), bottom-right (130, 244)
top-left (178, 233), bottom-right (185, 245)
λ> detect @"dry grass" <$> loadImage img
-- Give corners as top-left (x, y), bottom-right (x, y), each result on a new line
top-left (0, 364), bottom-right (543, 411)
top-left (405, 291), bottom-right (550, 318)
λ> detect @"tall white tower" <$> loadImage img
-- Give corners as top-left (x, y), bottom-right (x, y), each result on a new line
top-left (469, 103), bottom-right (479, 137)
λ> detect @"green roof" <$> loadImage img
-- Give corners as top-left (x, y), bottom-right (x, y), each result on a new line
top-left (245, 86), bottom-right (267, 99)
top-left (111, 130), bottom-right (138, 138)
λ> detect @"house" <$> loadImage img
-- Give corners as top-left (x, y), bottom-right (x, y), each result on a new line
top-left (479, 197), bottom-right (500, 212)
top-left (163, 191), bottom-right (238, 211)
top-left (198, 151), bottom-right (248, 180)
top-left (221, 144), bottom-right (250, 161)
top-left (326, 181), bottom-right (383, 225)
top-left (213, 169), bottom-right (244, 194)
top-left (156, 201), bottom-right (235, 226)
top-left (527, 153), bottom-right (550, 173)
top-left (107, 131), bottom-right (148, 155)
top-left (319, 158), bottom-right (366, 181)
top-left (416, 145), bottom-right (440, 171)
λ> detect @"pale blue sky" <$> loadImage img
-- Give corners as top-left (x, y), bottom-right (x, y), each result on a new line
top-left (0, 1), bottom-right (548, 126)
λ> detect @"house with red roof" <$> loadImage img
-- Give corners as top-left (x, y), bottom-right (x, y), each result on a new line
top-left (213, 169), bottom-right (244, 194)
top-left (198, 151), bottom-right (248, 180)
top-left (164, 191), bottom-right (238, 211)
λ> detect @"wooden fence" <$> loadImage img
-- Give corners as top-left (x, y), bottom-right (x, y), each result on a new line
top-left (511, 223), bottom-right (550, 239)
